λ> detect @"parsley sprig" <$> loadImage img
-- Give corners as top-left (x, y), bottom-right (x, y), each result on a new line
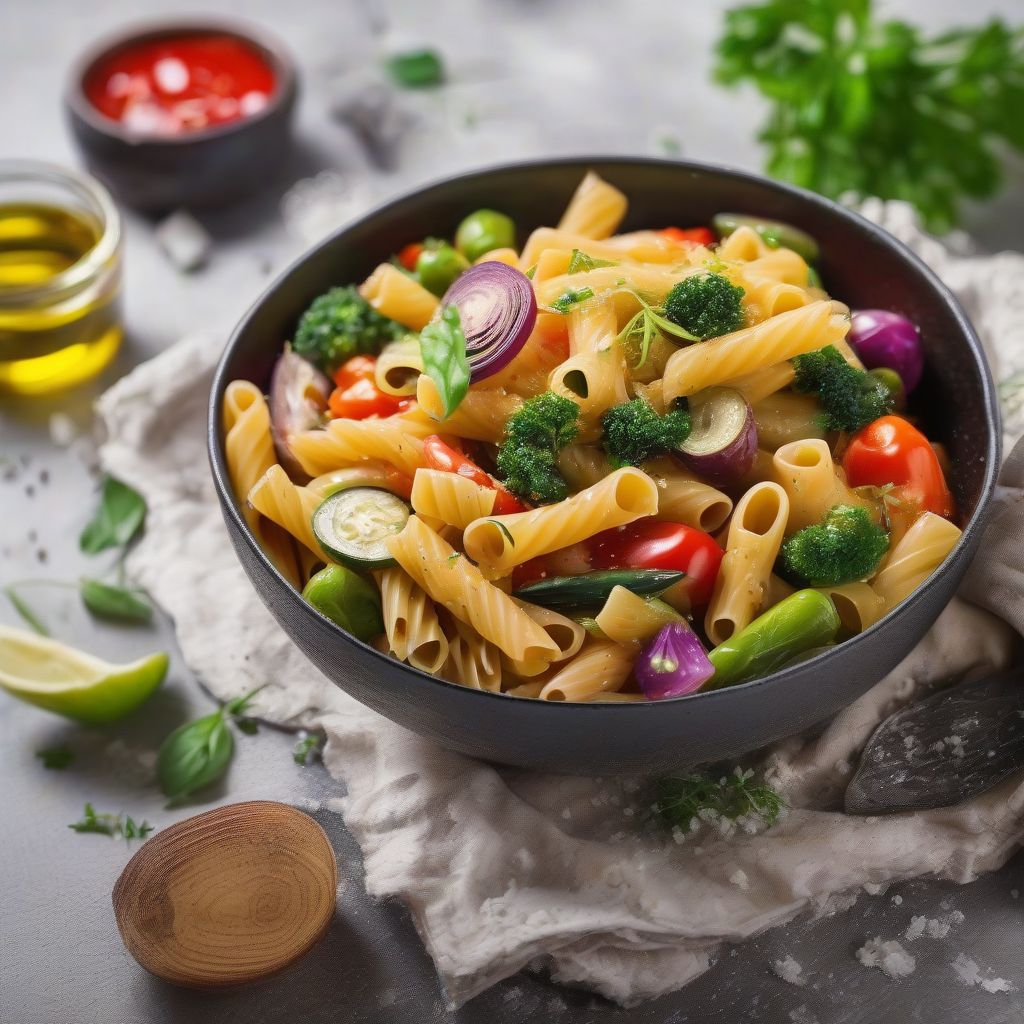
top-left (69, 803), bottom-right (154, 841)
top-left (654, 769), bottom-right (785, 832)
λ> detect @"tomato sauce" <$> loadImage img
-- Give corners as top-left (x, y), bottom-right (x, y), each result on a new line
top-left (83, 34), bottom-right (276, 135)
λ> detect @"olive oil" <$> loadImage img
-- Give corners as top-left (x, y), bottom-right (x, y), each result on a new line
top-left (0, 199), bottom-right (122, 395)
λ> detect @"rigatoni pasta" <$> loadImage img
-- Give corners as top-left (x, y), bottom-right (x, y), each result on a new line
top-left (223, 170), bottom-right (956, 703)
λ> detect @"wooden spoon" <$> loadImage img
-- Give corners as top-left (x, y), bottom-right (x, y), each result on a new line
top-left (113, 800), bottom-right (337, 988)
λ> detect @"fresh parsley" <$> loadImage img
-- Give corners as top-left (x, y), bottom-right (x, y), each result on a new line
top-left (654, 769), bottom-right (785, 832)
top-left (79, 476), bottom-right (146, 555)
top-left (616, 289), bottom-right (699, 368)
top-left (385, 48), bottom-right (444, 89)
top-left (567, 249), bottom-right (618, 274)
top-left (550, 286), bottom-right (595, 314)
top-left (69, 802), bottom-right (154, 841)
top-left (36, 745), bottom-right (74, 770)
top-left (715, 1), bottom-right (1024, 232)
top-left (157, 688), bottom-right (262, 804)
top-left (293, 735), bottom-right (324, 766)
top-left (419, 304), bottom-right (471, 418)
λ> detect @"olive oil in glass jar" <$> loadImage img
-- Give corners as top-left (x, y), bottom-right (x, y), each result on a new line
top-left (0, 162), bottom-right (122, 395)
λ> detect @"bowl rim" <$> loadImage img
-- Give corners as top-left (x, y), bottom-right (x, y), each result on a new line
top-left (63, 15), bottom-right (298, 146)
top-left (208, 155), bottom-right (1002, 713)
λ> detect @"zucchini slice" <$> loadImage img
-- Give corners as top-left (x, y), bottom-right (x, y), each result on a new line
top-left (312, 487), bottom-right (410, 570)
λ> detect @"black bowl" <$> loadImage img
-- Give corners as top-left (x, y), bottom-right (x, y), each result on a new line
top-left (209, 158), bottom-right (1000, 774)
top-left (64, 19), bottom-right (298, 213)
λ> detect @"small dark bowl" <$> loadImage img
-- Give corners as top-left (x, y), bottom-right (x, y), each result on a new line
top-left (64, 19), bottom-right (297, 213)
top-left (209, 158), bottom-right (1000, 775)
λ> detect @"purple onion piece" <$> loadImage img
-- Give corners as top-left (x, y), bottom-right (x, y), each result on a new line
top-left (675, 386), bottom-right (758, 485)
top-left (849, 309), bottom-right (924, 394)
top-left (439, 261), bottom-right (536, 381)
top-left (269, 346), bottom-right (331, 480)
top-left (636, 622), bottom-right (715, 700)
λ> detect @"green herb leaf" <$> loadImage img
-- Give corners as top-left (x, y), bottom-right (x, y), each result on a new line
top-left (489, 521), bottom-right (516, 547)
top-left (385, 49), bottom-right (444, 89)
top-left (550, 286), bottom-right (595, 314)
top-left (69, 802), bottom-right (153, 840)
top-left (293, 735), bottom-right (323, 766)
top-left (79, 477), bottom-right (146, 555)
top-left (235, 718), bottom-right (260, 736)
top-left (419, 304), bottom-right (471, 418)
top-left (157, 711), bottom-right (234, 802)
top-left (653, 769), bottom-right (784, 832)
top-left (567, 249), bottom-right (618, 274)
top-left (79, 578), bottom-right (153, 623)
top-left (224, 686), bottom-right (263, 721)
top-left (36, 745), bottom-right (74, 770)
top-left (4, 585), bottom-right (49, 636)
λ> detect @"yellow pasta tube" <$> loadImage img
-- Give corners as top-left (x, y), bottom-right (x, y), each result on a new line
top-left (872, 513), bottom-right (961, 609)
top-left (441, 616), bottom-right (502, 691)
top-left (753, 392), bottom-right (827, 449)
top-left (416, 375), bottom-right (523, 442)
top-left (518, 227), bottom-right (689, 270)
top-left (705, 481), bottom-right (790, 645)
top-left (463, 467), bottom-right (659, 574)
top-left (815, 582), bottom-right (885, 634)
top-left (375, 337), bottom-right (423, 397)
top-left (741, 273), bottom-right (811, 322)
top-left (661, 300), bottom-right (845, 402)
top-left (503, 600), bottom-right (587, 677)
top-left (386, 516), bottom-right (560, 664)
top-left (247, 465), bottom-right (325, 559)
top-left (289, 412), bottom-right (433, 478)
top-left (360, 263), bottom-right (438, 330)
top-left (375, 568), bottom-right (449, 673)
top-left (556, 171), bottom-right (628, 239)
top-left (537, 264), bottom-right (689, 309)
top-left (539, 639), bottom-right (635, 701)
top-left (306, 462), bottom-right (411, 500)
top-left (772, 439), bottom-right (870, 533)
top-left (644, 457), bottom-right (734, 534)
top-left (595, 586), bottom-right (681, 645)
top-left (743, 248), bottom-right (811, 286)
top-left (475, 247), bottom-right (518, 267)
top-left (717, 225), bottom-right (773, 262)
top-left (411, 469), bottom-right (496, 530)
top-left (556, 444), bottom-right (612, 491)
top-left (725, 362), bottom-right (796, 404)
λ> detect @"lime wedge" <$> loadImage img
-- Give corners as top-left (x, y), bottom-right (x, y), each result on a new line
top-left (0, 626), bottom-right (168, 724)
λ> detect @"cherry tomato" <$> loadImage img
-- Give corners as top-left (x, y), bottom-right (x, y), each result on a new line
top-left (659, 227), bottom-right (716, 247)
top-left (589, 520), bottom-right (724, 608)
top-left (397, 242), bottom-right (424, 272)
top-left (422, 435), bottom-right (527, 515)
top-left (843, 415), bottom-right (954, 519)
top-left (328, 356), bottom-right (408, 420)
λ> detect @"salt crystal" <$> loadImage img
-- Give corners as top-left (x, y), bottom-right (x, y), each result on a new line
top-left (48, 413), bottom-right (77, 447)
top-left (951, 953), bottom-right (1016, 993)
top-left (892, 895), bottom-right (903, 906)
top-left (773, 955), bottom-right (806, 986)
top-left (155, 210), bottom-right (211, 272)
top-left (729, 869), bottom-right (750, 890)
top-left (789, 1006), bottom-right (820, 1024)
top-left (855, 937), bottom-right (916, 978)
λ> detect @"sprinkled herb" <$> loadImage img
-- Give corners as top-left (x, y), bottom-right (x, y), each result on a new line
top-left (567, 249), bottom-right (617, 274)
top-left (385, 49), bottom-right (444, 89)
top-left (69, 803), bottom-right (154, 841)
top-left (79, 476), bottom-right (146, 555)
top-left (550, 286), bottom-right (595, 314)
top-left (654, 769), bottom-right (785, 832)
top-left (490, 521), bottom-right (516, 547)
top-left (36, 745), bottom-right (74, 770)
top-left (293, 735), bottom-right (324, 766)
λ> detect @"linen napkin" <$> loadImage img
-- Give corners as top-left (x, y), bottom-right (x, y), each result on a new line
top-left (96, 202), bottom-right (1024, 1007)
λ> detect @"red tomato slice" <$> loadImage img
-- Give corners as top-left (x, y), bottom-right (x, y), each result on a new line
top-left (397, 242), bottom-right (424, 272)
top-left (659, 227), bottom-right (716, 247)
top-left (422, 435), bottom-right (527, 515)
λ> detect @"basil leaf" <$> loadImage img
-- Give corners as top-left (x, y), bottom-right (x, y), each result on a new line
top-left (419, 305), bottom-right (470, 418)
top-left (80, 476), bottom-right (146, 554)
top-left (157, 711), bottom-right (234, 801)
top-left (68, 802), bottom-right (153, 839)
top-left (567, 249), bottom-right (617, 274)
top-left (80, 578), bottom-right (153, 623)
top-left (4, 585), bottom-right (48, 636)
top-left (293, 735), bottom-right (323, 766)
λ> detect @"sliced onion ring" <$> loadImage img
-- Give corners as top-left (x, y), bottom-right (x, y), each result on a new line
top-left (439, 261), bottom-right (536, 381)
top-left (635, 621), bottom-right (714, 700)
top-left (675, 386), bottom-right (757, 484)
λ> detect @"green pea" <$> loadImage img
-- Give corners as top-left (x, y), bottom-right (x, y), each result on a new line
top-left (868, 367), bottom-right (906, 411)
top-left (455, 209), bottom-right (516, 262)
top-left (302, 564), bottom-right (383, 642)
top-left (415, 244), bottom-right (469, 297)
top-left (705, 590), bottom-right (840, 690)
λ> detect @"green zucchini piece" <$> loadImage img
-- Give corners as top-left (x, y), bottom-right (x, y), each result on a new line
top-left (312, 487), bottom-right (410, 570)
top-left (513, 569), bottom-right (684, 609)
top-left (712, 213), bottom-right (820, 263)
top-left (302, 564), bottom-right (383, 641)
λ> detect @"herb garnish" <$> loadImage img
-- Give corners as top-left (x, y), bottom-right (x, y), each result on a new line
top-left (419, 304), bottom-right (471, 418)
top-left (293, 735), bottom-right (324, 766)
top-left (616, 289), bottom-right (699, 368)
top-left (654, 769), bottom-right (784, 833)
top-left (4, 585), bottom-right (48, 635)
top-left (79, 579), bottom-right (153, 623)
top-left (36, 745), bottom-right (74, 770)
top-left (79, 476), bottom-right (146, 555)
top-left (550, 286), bottom-right (595, 314)
top-left (385, 49), bottom-right (444, 89)
top-left (567, 249), bottom-right (618, 274)
top-left (69, 802), bottom-right (154, 841)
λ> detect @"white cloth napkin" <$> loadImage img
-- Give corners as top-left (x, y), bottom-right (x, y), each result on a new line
top-left (96, 202), bottom-right (1024, 1007)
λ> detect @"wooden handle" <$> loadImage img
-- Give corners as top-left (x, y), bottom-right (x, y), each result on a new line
top-left (113, 800), bottom-right (337, 988)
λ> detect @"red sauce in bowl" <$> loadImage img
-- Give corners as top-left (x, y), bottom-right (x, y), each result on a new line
top-left (83, 34), bottom-right (276, 136)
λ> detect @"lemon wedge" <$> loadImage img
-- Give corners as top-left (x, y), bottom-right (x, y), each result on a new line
top-left (0, 625), bottom-right (168, 724)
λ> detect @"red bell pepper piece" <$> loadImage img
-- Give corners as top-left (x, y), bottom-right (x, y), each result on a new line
top-left (422, 435), bottom-right (527, 515)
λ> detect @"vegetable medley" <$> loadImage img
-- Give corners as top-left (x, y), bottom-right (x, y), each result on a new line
top-left (222, 171), bottom-right (960, 703)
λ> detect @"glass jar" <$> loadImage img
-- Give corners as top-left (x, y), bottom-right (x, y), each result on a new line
top-left (0, 161), bottom-right (122, 395)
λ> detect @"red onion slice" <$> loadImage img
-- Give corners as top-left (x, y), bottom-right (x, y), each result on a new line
top-left (269, 347), bottom-right (331, 480)
top-left (636, 621), bottom-right (714, 700)
top-left (439, 261), bottom-right (536, 381)
top-left (675, 386), bottom-right (757, 484)
top-left (849, 309), bottom-right (924, 394)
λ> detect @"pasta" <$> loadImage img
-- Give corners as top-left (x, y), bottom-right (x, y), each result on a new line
top-left (462, 467), bottom-right (659, 575)
top-left (410, 468), bottom-right (496, 529)
top-left (386, 515), bottom-right (561, 664)
top-left (225, 170), bottom-right (958, 704)
top-left (705, 482), bottom-right (790, 645)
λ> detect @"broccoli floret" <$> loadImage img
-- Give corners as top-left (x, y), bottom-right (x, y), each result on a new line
top-left (791, 345), bottom-right (894, 432)
top-left (663, 272), bottom-right (746, 340)
top-left (496, 392), bottom-right (580, 503)
top-left (781, 505), bottom-right (889, 586)
top-left (602, 399), bottom-right (692, 467)
top-left (293, 286), bottom-right (404, 373)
